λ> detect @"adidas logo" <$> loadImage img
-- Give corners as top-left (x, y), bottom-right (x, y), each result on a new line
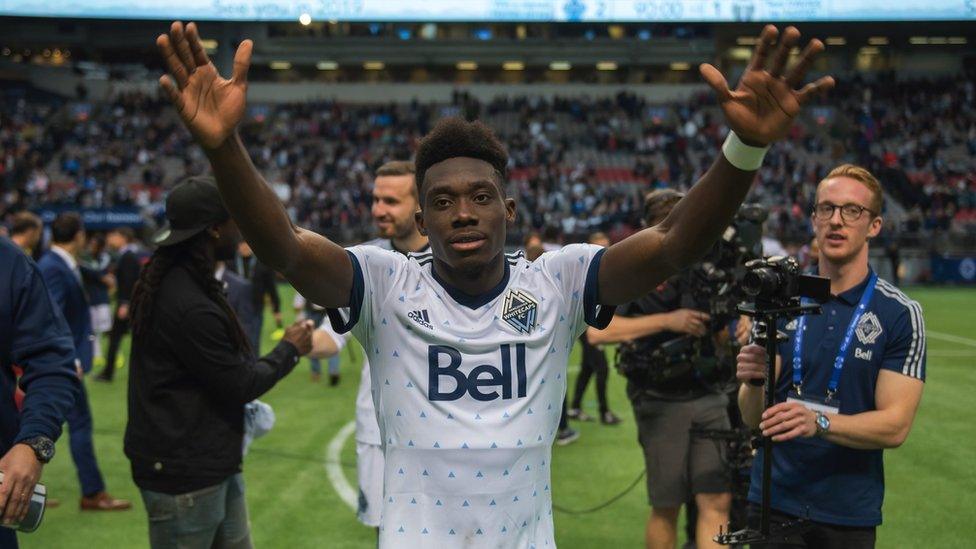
top-left (407, 309), bottom-right (433, 329)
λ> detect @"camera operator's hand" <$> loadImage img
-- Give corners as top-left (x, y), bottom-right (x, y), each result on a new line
top-left (282, 320), bottom-right (315, 356)
top-left (666, 309), bottom-right (710, 337)
top-left (760, 401), bottom-right (817, 441)
top-left (735, 316), bottom-right (753, 346)
top-left (0, 444), bottom-right (42, 526)
top-left (736, 343), bottom-right (768, 384)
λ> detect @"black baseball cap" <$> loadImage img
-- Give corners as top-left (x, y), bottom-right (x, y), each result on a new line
top-left (152, 176), bottom-right (230, 247)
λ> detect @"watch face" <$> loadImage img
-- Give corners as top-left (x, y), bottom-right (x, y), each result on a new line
top-left (817, 415), bottom-right (830, 431)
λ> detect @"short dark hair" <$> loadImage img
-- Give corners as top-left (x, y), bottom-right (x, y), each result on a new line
top-left (642, 189), bottom-right (684, 227)
top-left (376, 160), bottom-right (415, 177)
top-left (10, 211), bottom-right (42, 236)
top-left (51, 212), bottom-right (84, 244)
top-left (414, 117), bottom-right (508, 197)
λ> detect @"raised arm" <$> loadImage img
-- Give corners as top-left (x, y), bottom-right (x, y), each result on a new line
top-left (599, 25), bottom-right (834, 305)
top-left (156, 21), bottom-right (352, 307)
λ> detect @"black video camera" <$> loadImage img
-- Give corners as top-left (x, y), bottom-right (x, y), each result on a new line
top-left (742, 256), bottom-right (830, 309)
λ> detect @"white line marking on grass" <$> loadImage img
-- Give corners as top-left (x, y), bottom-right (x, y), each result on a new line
top-left (928, 330), bottom-right (976, 349)
top-left (326, 420), bottom-right (357, 511)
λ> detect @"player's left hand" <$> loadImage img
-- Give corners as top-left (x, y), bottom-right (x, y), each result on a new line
top-left (700, 25), bottom-right (835, 147)
top-left (759, 401), bottom-right (817, 441)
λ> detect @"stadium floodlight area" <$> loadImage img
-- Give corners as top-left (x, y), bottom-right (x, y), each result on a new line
top-left (1, 0), bottom-right (975, 22)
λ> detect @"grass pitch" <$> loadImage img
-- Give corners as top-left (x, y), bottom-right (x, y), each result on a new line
top-left (21, 287), bottom-right (976, 548)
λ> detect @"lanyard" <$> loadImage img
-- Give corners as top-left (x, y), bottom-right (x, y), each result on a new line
top-left (792, 272), bottom-right (877, 401)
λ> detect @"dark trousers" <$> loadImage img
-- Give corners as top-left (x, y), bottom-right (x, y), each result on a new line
top-left (101, 312), bottom-right (130, 379)
top-left (0, 526), bottom-right (17, 549)
top-left (244, 315), bottom-right (263, 356)
top-left (571, 344), bottom-right (609, 413)
top-left (746, 505), bottom-right (876, 548)
top-left (65, 380), bottom-right (106, 497)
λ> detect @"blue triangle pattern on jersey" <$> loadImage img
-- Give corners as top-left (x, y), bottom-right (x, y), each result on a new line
top-left (385, 379), bottom-right (390, 385)
top-left (537, 435), bottom-right (543, 441)
top-left (517, 439), bottom-right (523, 446)
top-left (461, 442), bottom-right (469, 449)
top-left (578, 255), bottom-right (585, 264)
top-left (410, 497), bottom-right (417, 504)
top-left (476, 471), bottom-right (483, 478)
top-left (406, 381), bottom-right (413, 387)
top-left (436, 499), bottom-right (442, 506)
top-left (382, 318), bottom-right (387, 325)
top-left (547, 403), bottom-right (552, 410)
top-left (392, 350), bottom-right (399, 357)
top-left (540, 377), bottom-right (545, 384)
top-left (422, 528), bottom-right (428, 534)
top-left (447, 413), bottom-right (454, 419)
top-left (398, 526), bottom-right (404, 533)
top-left (448, 471), bottom-right (455, 478)
top-left (408, 440), bottom-right (414, 446)
top-left (420, 411), bottom-right (426, 418)
top-left (533, 490), bottom-right (538, 497)
top-left (398, 295), bottom-right (405, 302)
top-left (557, 373), bottom-right (561, 379)
top-left (462, 500), bottom-right (470, 507)
top-left (490, 442), bottom-right (498, 448)
top-left (572, 290), bottom-right (580, 300)
top-left (502, 412), bottom-right (510, 418)
top-left (525, 465), bottom-right (531, 471)
top-left (513, 496), bottom-right (519, 502)
top-left (545, 484), bottom-right (550, 491)
top-left (502, 526), bottom-right (508, 532)
top-left (523, 521), bottom-right (528, 527)
top-left (475, 413), bottom-right (482, 420)
top-left (449, 529), bottom-right (455, 535)
top-left (388, 496), bottom-right (394, 503)
top-left (389, 267), bottom-right (395, 276)
top-left (422, 469), bottom-right (429, 476)
top-left (490, 499), bottom-right (496, 506)
top-left (559, 314), bottom-right (565, 322)
top-left (503, 469), bottom-right (510, 476)
top-left (527, 408), bottom-right (534, 414)
top-left (555, 271), bottom-right (562, 281)
top-left (433, 442), bottom-right (440, 448)
top-left (396, 410), bottom-right (402, 416)
top-left (476, 529), bottom-right (483, 535)
top-left (398, 468), bottom-right (404, 474)
top-left (443, 319), bottom-right (450, 325)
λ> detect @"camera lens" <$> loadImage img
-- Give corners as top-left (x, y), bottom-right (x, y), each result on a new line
top-left (743, 267), bottom-right (781, 297)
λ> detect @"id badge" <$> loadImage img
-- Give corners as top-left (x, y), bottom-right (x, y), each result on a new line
top-left (786, 390), bottom-right (840, 415)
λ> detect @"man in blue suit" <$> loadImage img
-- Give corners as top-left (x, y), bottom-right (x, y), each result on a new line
top-left (0, 236), bottom-right (80, 547)
top-left (37, 213), bottom-right (131, 512)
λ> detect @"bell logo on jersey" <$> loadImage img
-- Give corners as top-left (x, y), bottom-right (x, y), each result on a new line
top-left (428, 343), bottom-right (527, 402)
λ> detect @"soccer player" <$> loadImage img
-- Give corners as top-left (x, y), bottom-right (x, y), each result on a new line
top-left (156, 21), bottom-right (833, 546)
top-left (737, 165), bottom-right (926, 548)
top-left (310, 160), bottom-right (430, 530)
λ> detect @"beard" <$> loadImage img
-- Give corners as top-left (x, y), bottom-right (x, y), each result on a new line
top-left (214, 241), bottom-right (238, 261)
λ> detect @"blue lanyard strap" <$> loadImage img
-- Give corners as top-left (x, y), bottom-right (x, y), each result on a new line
top-left (791, 272), bottom-right (877, 400)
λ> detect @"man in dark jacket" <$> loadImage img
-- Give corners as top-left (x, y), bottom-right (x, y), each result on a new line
top-left (97, 227), bottom-right (144, 381)
top-left (125, 177), bottom-right (313, 548)
top-left (37, 213), bottom-right (131, 512)
top-left (0, 237), bottom-right (80, 548)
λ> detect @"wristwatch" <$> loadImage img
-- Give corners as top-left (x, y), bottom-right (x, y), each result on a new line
top-left (814, 412), bottom-right (831, 437)
top-left (19, 436), bottom-right (55, 464)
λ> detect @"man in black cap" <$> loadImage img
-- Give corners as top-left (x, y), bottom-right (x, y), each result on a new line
top-left (124, 176), bottom-right (314, 549)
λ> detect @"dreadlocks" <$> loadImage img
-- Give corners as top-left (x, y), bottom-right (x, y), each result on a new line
top-left (130, 231), bottom-right (252, 356)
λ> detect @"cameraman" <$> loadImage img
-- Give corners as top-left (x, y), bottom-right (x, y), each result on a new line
top-left (588, 189), bottom-right (738, 549)
top-left (737, 165), bottom-right (926, 548)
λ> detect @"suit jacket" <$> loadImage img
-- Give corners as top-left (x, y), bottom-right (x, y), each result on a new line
top-left (114, 247), bottom-right (144, 307)
top-left (38, 250), bottom-right (94, 373)
top-left (218, 268), bottom-right (258, 325)
top-left (229, 255), bottom-right (281, 315)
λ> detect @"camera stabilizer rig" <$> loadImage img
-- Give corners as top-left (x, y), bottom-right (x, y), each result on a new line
top-left (714, 256), bottom-right (830, 546)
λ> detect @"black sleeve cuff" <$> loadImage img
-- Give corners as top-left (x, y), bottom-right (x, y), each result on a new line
top-left (268, 340), bottom-right (301, 371)
top-left (583, 247), bottom-right (616, 329)
top-left (326, 251), bottom-right (364, 334)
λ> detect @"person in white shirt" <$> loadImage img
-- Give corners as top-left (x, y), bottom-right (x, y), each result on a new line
top-left (156, 21), bottom-right (833, 546)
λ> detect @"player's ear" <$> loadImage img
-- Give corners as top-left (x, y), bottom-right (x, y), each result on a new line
top-left (415, 209), bottom-right (427, 236)
top-left (505, 198), bottom-right (517, 224)
top-left (867, 215), bottom-right (883, 239)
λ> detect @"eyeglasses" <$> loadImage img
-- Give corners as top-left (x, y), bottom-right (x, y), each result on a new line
top-left (813, 202), bottom-right (876, 223)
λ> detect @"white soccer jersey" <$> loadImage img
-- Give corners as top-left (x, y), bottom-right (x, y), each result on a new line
top-left (328, 243), bottom-right (613, 548)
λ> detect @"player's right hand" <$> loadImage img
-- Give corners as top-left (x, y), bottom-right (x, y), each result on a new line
top-left (737, 343), bottom-right (768, 384)
top-left (666, 309), bottom-right (710, 336)
top-left (282, 320), bottom-right (315, 356)
top-left (156, 21), bottom-right (251, 150)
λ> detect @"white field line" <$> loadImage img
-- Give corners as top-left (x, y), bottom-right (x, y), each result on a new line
top-left (928, 330), bottom-right (976, 349)
top-left (325, 420), bottom-right (358, 511)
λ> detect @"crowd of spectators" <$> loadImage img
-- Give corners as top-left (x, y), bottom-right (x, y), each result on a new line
top-left (2, 71), bottom-right (974, 249)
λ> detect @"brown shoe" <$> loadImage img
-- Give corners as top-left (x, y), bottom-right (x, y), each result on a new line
top-left (80, 492), bottom-right (132, 511)
top-left (45, 498), bottom-right (60, 509)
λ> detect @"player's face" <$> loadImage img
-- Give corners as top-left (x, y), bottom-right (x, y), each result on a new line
top-left (812, 177), bottom-right (882, 266)
top-left (418, 157), bottom-right (516, 274)
top-left (372, 174), bottom-right (419, 240)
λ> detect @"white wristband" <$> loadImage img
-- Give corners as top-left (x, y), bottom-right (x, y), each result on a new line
top-left (722, 131), bottom-right (769, 171)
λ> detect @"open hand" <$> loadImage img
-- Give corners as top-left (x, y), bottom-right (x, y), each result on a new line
top-left (699, 25), bottom-right (835, 146)
top-left (157, 21), bottom-right (252, 150)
